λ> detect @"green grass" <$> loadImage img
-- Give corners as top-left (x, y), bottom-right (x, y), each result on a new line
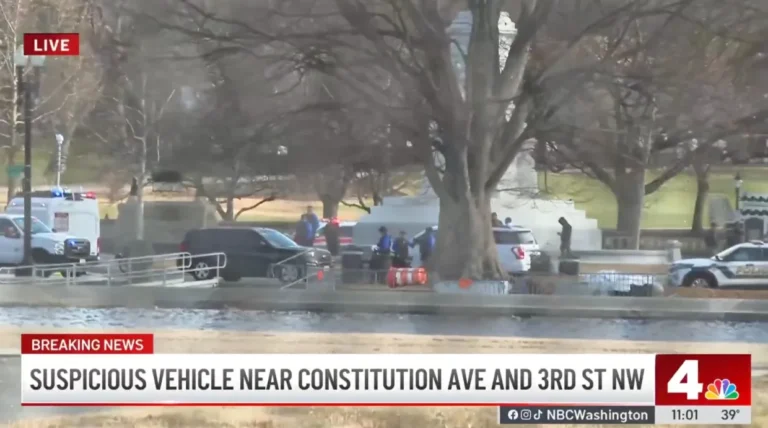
top-left (541, 167), bottom-right (768, 229)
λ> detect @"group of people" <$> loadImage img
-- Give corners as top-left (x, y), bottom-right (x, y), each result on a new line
top-left (374, 226), bottom-right (436, 268)
top-left (293, 206), bottom-right (321, 247)
top-left (291, 206), bottom-right (343, 255)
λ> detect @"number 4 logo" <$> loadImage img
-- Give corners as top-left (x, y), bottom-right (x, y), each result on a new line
top-left (667, 360), bottom-right (704, 399)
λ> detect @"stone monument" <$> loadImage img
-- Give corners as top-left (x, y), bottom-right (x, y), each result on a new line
top-left (352, 10), bottom-right (601, 252)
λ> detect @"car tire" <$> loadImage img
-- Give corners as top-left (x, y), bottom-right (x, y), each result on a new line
top-left (682, 272), bottom-right (717, 288)
top-left (190, 259), bottom-right (216, 281)
top-left (278, 264), bottom-right (304, 284)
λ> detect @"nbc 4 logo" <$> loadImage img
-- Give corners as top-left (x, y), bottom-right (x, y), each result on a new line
top-left (705, 379), bottom-right (739, 400)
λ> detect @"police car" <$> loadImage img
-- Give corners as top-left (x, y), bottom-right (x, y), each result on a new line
top-left (668, 241), bottom-right (768, 288)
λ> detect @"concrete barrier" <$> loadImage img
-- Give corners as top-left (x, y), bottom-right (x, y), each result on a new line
top-left (433, 280), bottom-right (510, 295)
top-left (573, 249), bottom-right (676, 265)
top-left (1, 284), bottom-right (768, 322)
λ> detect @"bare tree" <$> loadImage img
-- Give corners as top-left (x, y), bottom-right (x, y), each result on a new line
top-left (0, 0), bottom-right (100, 201)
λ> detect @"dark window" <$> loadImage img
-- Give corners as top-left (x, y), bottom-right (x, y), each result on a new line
top-left (493, 230), bottom-right (536, 245)
top-left (727, 248), bottom-right (762, 262)
top-left (0, 218), bottom-right (17, 237)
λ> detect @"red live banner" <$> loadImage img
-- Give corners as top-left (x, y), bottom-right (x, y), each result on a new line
top-left (23, 33), bottom-right (80, 56)
top-left (21, 333), bottom-right (154, 354)
top-left (655, 354), bottom-right (751, 406)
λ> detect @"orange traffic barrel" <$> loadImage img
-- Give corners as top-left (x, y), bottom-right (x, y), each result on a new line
top-left (387, 267), bottom-right (428, 288)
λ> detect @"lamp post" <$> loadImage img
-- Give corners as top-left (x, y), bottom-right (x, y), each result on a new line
top-left (54, 133), bottom-right (64, 188)
top-left (734, 172), bottom-right (743, 212)
top-left (14, 46), bottom-right (45, 274)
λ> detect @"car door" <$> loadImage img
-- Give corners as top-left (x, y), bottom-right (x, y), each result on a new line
top-left (722, 247), bottom-right (764, 286)
top-left (240, 231), bottom-right (273, 277)
top-left (0, 218), bottom-right (23, 265)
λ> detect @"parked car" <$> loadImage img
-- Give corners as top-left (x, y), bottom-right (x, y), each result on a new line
top-left (314, 221), bottom-right (356, 248)
top-left (668, 240), bottom-right (768, 288)
top-left (410, 226), bottom-right (539, 274)
top-left (179, 227), bottom-right (332, 283)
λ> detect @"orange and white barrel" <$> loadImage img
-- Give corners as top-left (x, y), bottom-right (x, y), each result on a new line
top-left (387, 267), bottom-right (428, 288)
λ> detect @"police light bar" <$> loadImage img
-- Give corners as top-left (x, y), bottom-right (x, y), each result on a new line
top-left (84, 191), bottom-right (96, 199)
top-left (51, 188), bottom-right (64, 197)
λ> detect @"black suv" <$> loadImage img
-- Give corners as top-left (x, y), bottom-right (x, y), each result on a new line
top-left (179, 227), bottom-right (332, 283)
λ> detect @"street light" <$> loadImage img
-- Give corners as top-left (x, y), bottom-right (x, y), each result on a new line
top-left (14, 46), bottom-right (45, 275)
top-left (54, 133), bottom-right (64, 187)
top-left (734, 172), bottom-right (743, 212)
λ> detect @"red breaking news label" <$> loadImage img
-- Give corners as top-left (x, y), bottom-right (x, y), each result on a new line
top-left (21, 333), bottom-right (154, 354)
top-left (655, 354), bottom-right (751, 406)
top-left (23, 33), bottom-right (80, 56)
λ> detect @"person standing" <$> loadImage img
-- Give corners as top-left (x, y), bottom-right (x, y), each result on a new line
top-left (411, 227), bottom-right (436, 267)
top-left (392, 230), bottom-right (411, 268)
top-left (504, 217), bottom-right (513, 228)
top-left (324, 217), bottom-right (341, 255)
top-left (305, 206), bottom-right (320, 246)
top-left (558, 217), bottom-right (573, 258)
top-left (372, 226), bottom-right (393, 283)
top-left (704, 222), bottom-right (719, 255)
top-left (293, 214), bottom-right (312, 246)
top-left (491, 212), bottom-right (504, 227)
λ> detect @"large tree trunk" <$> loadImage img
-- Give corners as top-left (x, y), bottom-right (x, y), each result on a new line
top-left (320, 195), bottom-right (340, 219)
top-left (614, 170), bottom-right (646, 249)
top-left (433, 188), bottom-right (504, 281)
top-left (691, 166), bottom-right (709, 233)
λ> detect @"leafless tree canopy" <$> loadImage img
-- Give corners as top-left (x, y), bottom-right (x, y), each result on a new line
top-left (9, 0), bottom-right (768, 278)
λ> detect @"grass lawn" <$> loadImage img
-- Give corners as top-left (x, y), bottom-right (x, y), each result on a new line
top-left (542, 167), bottom-right (768, 229)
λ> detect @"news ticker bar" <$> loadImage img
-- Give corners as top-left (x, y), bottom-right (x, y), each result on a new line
top-left (498, 405), bottom-right (752, 425)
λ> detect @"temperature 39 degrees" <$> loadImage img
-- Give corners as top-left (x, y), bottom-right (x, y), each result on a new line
top-left (655, 354), bottom-right (751, 406)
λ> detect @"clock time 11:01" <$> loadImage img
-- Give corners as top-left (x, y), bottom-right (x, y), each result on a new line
top-left (672, 409), bottom-right (698, 421)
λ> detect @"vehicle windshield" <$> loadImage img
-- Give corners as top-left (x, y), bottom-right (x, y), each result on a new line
top-left (261, 229), bottom-right (300, 248)
top-left (13, 217), bottom-right (52, 235)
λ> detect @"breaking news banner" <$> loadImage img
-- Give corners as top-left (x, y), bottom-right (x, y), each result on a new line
top-left (19, 334), bottom-right (752, 425)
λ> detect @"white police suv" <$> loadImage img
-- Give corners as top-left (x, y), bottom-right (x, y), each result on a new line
top-left (668, 241), bottom-right (768, 288)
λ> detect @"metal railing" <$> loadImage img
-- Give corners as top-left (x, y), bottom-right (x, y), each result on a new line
top-left (0, 251), bottom-right (227, 287)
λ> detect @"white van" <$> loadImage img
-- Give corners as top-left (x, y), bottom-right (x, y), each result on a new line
top-left (6, 189), bottom-right (100, 260)
top-left (410, 226), bottom-right (539, 274)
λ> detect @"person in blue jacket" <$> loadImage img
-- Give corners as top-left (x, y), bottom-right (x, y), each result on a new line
top-left (376, 226), bottom-right (392, 254)
top-left (305, 206), bottom-right (320, 245)
top-left (293, 214), bottom-right (313, 246)
top-left (411, 227), bottom-right (436, 266)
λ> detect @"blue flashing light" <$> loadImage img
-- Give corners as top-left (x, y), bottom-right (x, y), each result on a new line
top-left (51, 188), bottom-right (64, 197)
